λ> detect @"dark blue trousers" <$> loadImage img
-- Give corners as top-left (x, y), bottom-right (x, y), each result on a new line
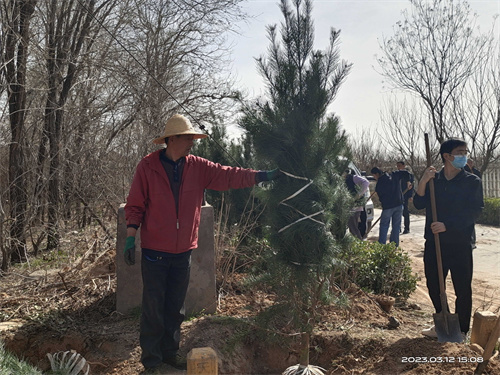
top-left (140, 250), bottom-right (191, 369)
top-left (424, 240), bottom-right (473, 333)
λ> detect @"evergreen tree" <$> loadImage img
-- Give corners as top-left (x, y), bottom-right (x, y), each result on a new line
top-left (239, 0), bottom-right (352, 371)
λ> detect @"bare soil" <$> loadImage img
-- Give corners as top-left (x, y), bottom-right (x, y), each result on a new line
top-left (0, 226), bottom-right (499, 375)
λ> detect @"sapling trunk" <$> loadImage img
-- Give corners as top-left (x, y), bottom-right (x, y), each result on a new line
top-left (299, 332), bottom-right (310, 366)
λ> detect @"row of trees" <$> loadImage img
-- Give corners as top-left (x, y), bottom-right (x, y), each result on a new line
top-left (0, 0), bottom-right (247, 268)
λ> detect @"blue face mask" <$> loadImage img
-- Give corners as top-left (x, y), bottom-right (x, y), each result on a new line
top-left (451, 154), bottom-right (468, 169)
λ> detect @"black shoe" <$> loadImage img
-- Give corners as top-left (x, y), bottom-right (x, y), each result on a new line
top-left (163, 354), bottom-right (187, 370)
top-left (402, 229), bottom-right (409, 234)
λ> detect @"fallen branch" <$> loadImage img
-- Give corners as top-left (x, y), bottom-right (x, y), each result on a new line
top-left (58, 272), bottom-right (78, 302)
top-left (76, 192), bottom-right (113, 239)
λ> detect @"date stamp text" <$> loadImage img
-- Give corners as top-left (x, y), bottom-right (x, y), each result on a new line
top-left (401, 356), bottom-right (483, 363)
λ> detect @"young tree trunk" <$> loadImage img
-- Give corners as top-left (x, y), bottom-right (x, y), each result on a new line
top-left (45, 98), bottom-right (61, 251)
top-left (8, 142), bottom-right (27, 262)
top-left (2, 0), bottom-right (37, 265)
top-left (0, 197), bottom-right (7, 271)
top-left (299, 332), bottom-right (310, 366)
top-left (43, 0), bottom-right (97, 250)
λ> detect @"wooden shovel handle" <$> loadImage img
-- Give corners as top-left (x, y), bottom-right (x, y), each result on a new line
top-left (364, 215), bottom-right (381, 237)
top-left (424, 134), bottom-right (446, 297)
top-left (367, 190), bottom-right (376, 202)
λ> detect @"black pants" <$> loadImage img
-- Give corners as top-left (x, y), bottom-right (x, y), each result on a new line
top-left (423, 240), bottom-right (473, 333)
top-left (402, 198), bottom-right (410, 231)
top-left (358, 209), bottom-right (367, 238)
top-left (140, 250), bottom-right (192, 369)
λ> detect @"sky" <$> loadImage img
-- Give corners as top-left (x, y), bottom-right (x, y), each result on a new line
top-left (227, 0), bottom-right (500, 137)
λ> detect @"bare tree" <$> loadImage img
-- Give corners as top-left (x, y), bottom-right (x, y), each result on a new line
top-left (450, 32), bottom-right (500, 173)
top-left (0, 0), bottom-right (250, 268)
top-left (379, 96), bottom-right (439, 179)
top-left (377, 0), bottom-right (491, 144)
top-left (1, 0), bottom-right (37, 265)
top-left (112, 0), bottom-right (245, 153)
top-left (33, 0), bottom-right (120, 251)
top-left (348, 127), bottom-right (390, 174)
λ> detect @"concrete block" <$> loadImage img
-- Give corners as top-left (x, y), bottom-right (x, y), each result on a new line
top-left (471, 311), bottom-right (498, 349)
top-left (187, 347), bottom-right (218, 375)
top-left (115, 204), bottom-right (217, 316)
top-left (186, 205), bottom-right (217, 316)
top-left (116, 204), bottom-right (143, 314)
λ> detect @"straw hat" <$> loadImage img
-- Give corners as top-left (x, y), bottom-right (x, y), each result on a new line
top-left (152, 114), bottom-right (208, 144)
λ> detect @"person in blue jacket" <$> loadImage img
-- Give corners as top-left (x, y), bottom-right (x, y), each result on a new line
top-left (370, 166), bottom-right (411, 247)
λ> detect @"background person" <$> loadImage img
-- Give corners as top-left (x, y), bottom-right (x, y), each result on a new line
top-left (465, 158), bottom-right (482, 178)
top-left (465, 158), bottom-right (481, 248)
top-left (124, 114), bottom-right (279, 372)
top-left (464, 158), bottom-right (481, 249)
top-left (413, 138), bottom-right (483, 338)
top-left (396, 161), bottom-right (414, 234)
top-left (344, 168), bottom-right (369, 239)
top-left (370, 166), bottom-right (410, 247)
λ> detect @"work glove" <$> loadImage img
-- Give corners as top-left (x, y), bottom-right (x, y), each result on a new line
top-left (124, 236), bottom-right (136, 266)
top-left (266, 168), bottom-right (281, 181)
top-left (257, 168), bottom-right (281, 183)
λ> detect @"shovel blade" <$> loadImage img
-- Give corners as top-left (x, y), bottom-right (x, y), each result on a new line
top-left (433, 311), bottom-right (463, 343)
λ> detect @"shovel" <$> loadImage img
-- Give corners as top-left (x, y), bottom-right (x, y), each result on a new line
top-left (364, 215), bottom-right (381, 237)
top-left (424, 133), bottom-right (463, 343)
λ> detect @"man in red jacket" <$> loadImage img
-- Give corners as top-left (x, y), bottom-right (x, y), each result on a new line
top-left (124, 114), bottom-right (279, 371)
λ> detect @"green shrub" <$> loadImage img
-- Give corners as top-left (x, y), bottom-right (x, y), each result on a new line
top-left (339, 240), bottom-right (418, 301)
top-left (477, 197), bottom-right (500, 226)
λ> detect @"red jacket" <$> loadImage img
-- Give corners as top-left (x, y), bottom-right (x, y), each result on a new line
top-left (125, 150), bottom-right (258, 253)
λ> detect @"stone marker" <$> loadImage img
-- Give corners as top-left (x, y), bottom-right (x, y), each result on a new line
top-left (471, 311), bottom-right (498, 350)
top-left (187, 347), bottom-right (218, 375)
top-left (116, 204), bottom-right (217, 316)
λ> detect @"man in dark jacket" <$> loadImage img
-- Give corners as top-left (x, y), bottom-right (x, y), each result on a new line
top-left (124, 114), bottom-right (279, 371)
top-left (465, 158), bottom-right (482, 178)
top-left (370, 167), bottom-right (411, 247)
top-left (413, 138), bottom-right (483, 339)
top-left (396, 161), bottom-right (414, 234)
top-left (464, 158), bottom-right (481, 248)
